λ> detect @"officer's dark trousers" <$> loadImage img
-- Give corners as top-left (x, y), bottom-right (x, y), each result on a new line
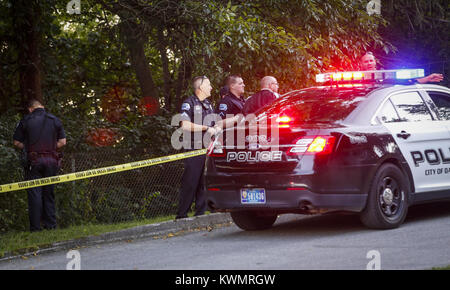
top-left (26, 157), bottom-right (58, 232)
top-left (176, 154), bottom-right (207, 219)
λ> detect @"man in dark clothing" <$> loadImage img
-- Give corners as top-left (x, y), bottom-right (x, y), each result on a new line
top-left (13, 99), bottom-right (66, 232)
top-left (243, 76), bottom-right (280, 116)
top-left (216, 75), bottom-right (246, 119)
top-left (176, 76), bottom-right (218, 219)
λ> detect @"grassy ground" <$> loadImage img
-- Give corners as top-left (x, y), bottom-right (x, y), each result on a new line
top-left (0, 214), bottom-right (178, 258)
top-left (432, 265), bottom-right (450, 270)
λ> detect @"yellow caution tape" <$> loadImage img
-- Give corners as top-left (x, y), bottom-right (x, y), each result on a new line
top-left (0, 149), bottom-right (207, 193)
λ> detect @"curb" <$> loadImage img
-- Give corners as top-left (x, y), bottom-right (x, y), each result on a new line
top-left (0, 213), bottom-right (232, 262)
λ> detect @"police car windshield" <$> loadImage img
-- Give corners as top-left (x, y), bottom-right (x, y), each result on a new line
top-left (260, 86), bottom-right (381, 124)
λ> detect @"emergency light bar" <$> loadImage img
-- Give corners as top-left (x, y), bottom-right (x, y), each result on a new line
top-left (316, 69), bottom-right (425, 83)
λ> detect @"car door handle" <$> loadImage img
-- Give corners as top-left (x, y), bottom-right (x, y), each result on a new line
top-left (397, 131), bottom-right (411, 139)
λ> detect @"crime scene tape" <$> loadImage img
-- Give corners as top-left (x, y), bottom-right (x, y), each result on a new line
top-left (0, 149), bottom-right (206, 194)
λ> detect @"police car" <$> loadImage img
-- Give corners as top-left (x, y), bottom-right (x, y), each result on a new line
top-left (205, 69), bottom-right (450, 230)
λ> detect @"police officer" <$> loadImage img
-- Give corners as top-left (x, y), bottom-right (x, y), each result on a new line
top-left (216, 75), bottom-right (246, 119)
top-left (360, 51), bottom-right (377, 71)
top-left (13, 99), bottom-right (66, 232)
top-left (176, 76), bottom-right (218, 219)
top-left (243, 76), bottom-right (279, 116)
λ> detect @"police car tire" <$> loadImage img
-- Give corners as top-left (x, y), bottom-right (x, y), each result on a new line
top-left (230, 210), bottom-right (277, 231)
top-left (360, 163), bottom-right (409, 229)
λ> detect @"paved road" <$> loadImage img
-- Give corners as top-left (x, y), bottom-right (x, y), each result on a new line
top-left (1, 202), bottom-right (450, 270)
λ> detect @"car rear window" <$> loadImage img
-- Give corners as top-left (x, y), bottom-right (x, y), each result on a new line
top-left (260, 86), bottom-right (379, 124)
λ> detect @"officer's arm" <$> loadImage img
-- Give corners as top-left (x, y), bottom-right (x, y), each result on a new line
top-left (13, 121), bottom-right (25, 149)
top-left (214, 114), bottom-right (242, 129)
top-left (181, 121), bottom-right (216, 135)
top-left (13, 140), bottom-right (24, 149)
top-left (417, 73), bottom-right (444, 84)
top-left (57, 138), bottom-right (66, 148)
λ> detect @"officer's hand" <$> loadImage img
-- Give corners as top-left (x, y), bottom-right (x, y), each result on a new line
top-left (206, 126), bottom-right (217, 135)
top-left (417, 73), bottom-right (444, 84)
top-left (213, 125), bottom-right (222, 135)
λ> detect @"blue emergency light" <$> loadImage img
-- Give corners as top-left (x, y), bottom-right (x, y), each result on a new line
top-left (316, 69), bottom-right (425, 83)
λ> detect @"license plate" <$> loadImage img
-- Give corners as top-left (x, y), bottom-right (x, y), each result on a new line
top-left (240, 188), bottom-right (266, 204)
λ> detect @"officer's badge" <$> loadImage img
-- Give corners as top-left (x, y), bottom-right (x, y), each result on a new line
top-left (181, 103), bottom-right (190, 111)
top-left (219, 103), bottom-right (228, 111)
top-left (194, 105), bottom-right (202, 111)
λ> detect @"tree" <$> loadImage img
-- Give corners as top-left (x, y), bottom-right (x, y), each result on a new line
top-left (95, 0), bottom-right (390, 108)
top-left (13, 0), bottom-right (44, 106)
top-left (377, 0), bottom-right (449, 85)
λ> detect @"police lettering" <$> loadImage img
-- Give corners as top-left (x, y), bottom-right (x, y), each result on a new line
top-left (411, 148), bottom-right (450, 167)
top-left (227, 151), bottom-right (282, 162)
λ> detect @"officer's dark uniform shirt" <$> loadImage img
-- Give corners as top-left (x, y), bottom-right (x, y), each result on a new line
top-left (179, 94), bottom-right (214, 149)
top-left (242, 89), bottom-right (277, 116)
top-left (216, 92), bottom-right (245, 119)
top-left (13, 108), bottom-right (66, 153)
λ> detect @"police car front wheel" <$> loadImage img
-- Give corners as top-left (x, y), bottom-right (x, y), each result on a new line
top-left (360, 163), bottom-right (409, 229)
top-left (231, 210), bottom-right (277, 231)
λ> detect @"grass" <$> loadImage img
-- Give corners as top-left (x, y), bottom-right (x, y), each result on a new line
top-left (0, 214), bottom-right (178, 258)
top-left (431, 265), bottom-right (450, 270)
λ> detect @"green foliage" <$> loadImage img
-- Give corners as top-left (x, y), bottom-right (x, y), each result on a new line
top-left (194, 0), bottom-right (388, 92)
top-left (0, 113), bottom-right (28, 232)
top-left (55, 180), bottom-right (95, 228)
top-left (93, 0), bottom-right (391, 103)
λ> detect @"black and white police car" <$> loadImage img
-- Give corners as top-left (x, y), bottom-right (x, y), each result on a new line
top-left (205, 69), bottom-right (450, 230)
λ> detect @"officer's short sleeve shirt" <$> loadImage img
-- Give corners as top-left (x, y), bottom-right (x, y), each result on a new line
top-left (179, 95), bottom-right (215, 125)
top-left (13, 121), bottom-right (26, 143)
top-left (179, 95), bottom-right (215, 149)
top-left (13, 108), bottom-right (66, 152)
top-left (180, 98), bottom-right (195, 124)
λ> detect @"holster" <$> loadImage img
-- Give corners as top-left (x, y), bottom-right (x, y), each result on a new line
top-left (55, 151), bottom-right (63, 169)
top-left (27, 151), bottom-right (63, 169)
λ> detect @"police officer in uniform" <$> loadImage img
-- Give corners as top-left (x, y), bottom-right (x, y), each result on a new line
top-left (216, 75), bottom-right (246, 119)
top-left (13, 99), bottom-right (66, 232)
top-left (176, 76), bottom-right (218, 219)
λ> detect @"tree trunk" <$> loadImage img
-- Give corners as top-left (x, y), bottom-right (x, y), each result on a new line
top-left (175, 56), bottom-right (192, 110)
top-left (13, 0), bottom-right (43, 107)
top-left (120, 20), bottom-right (159, 101)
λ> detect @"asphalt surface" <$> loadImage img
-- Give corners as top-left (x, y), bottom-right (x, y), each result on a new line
top-left (1, 202), bottom-right (449, 270)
